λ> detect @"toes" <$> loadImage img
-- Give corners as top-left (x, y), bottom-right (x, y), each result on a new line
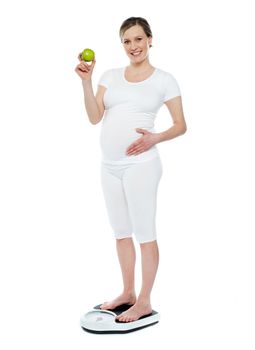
top-left (116, 310), bottom-right (136, 323)
top-left (100, 302), bottom-right (110, 309)
top-left (116, 314), bottom-right (127, 322)
top-left (116, 314), bottom-right (133, 323)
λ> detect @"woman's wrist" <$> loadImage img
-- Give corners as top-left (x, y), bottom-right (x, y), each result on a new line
top-left (82, 79), bottom-right (92, 87)
top-left (153, 132), bottom-right (163, 144)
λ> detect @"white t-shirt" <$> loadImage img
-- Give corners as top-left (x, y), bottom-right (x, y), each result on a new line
top-left (98, 67), bottom-right (181, 164)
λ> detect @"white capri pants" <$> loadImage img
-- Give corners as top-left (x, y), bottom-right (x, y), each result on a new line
top-left (100, 156), bottom-right (163, 243)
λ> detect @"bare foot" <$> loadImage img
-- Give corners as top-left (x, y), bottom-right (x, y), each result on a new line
top-left (100, 292), bottom-right (136, 310)
top-left (116, 300), bottom-right (152, 322)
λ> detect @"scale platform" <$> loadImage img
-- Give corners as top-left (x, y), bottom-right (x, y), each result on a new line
top-left (80, 303), bottom-right (159, 334)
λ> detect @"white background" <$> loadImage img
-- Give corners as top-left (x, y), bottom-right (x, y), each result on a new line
top-left (0, 0), bottom-right (254, 349)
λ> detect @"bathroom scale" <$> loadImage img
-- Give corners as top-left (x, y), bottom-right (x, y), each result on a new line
top-left (80, 303), bottom-right (159, 334)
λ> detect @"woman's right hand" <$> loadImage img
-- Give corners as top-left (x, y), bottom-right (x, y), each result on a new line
top-left (75, 52), bottom-right (96, 81)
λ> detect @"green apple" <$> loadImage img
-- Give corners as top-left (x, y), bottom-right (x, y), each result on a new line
top-left (81, 48), bottom-right (95, 62)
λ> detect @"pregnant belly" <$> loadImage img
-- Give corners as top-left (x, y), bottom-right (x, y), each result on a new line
top-left (100, 123), bottom-right (141, 160)
top-left (100, 112), bottom-right (155, 161)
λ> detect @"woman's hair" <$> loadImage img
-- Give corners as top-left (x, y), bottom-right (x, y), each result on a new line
top-left (119, 17), bottom-right (153, 47)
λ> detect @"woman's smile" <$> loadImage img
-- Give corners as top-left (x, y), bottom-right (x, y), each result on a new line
top-left (130, 50), bottom-right (142, 56)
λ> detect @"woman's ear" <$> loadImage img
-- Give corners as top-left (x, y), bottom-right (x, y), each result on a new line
top-left (149, 36), bottom-right (153, 48)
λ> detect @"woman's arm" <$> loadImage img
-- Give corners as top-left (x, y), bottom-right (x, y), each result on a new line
top-left (157, 96), bottom-right (187, 143)
top-left (75, 57), bottom-right (106, 125)
top-left (82, 81), bottom-right (106, 125)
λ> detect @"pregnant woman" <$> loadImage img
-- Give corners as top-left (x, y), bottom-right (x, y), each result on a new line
top-left (75, 17), bottom-right (187, 323)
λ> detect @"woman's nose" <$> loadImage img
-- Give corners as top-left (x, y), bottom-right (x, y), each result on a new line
top-left (130, 41), bottom-right (137, 50)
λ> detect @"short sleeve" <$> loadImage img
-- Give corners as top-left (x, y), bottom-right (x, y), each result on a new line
top-left (163, 73), bottom-right (181, 102)
top-left (98, 69), bottom-right (113, 88)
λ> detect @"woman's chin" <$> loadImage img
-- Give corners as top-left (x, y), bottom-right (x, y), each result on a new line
top-left (129, 55), bottom-right (146, 64)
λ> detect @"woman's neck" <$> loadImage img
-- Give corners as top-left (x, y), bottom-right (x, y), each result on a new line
top-left (128, 58), bottom-right (153, 72)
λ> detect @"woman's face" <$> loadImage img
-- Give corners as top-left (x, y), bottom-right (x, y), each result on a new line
top-left (121, 25), bottom-right (152, 63)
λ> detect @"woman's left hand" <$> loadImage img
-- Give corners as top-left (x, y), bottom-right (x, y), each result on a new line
top-left (126, 128), bottom-right (160, 156)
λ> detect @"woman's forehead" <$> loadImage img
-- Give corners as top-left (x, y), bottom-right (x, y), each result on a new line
top-left (122, 25), bottom-right (145, 39)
